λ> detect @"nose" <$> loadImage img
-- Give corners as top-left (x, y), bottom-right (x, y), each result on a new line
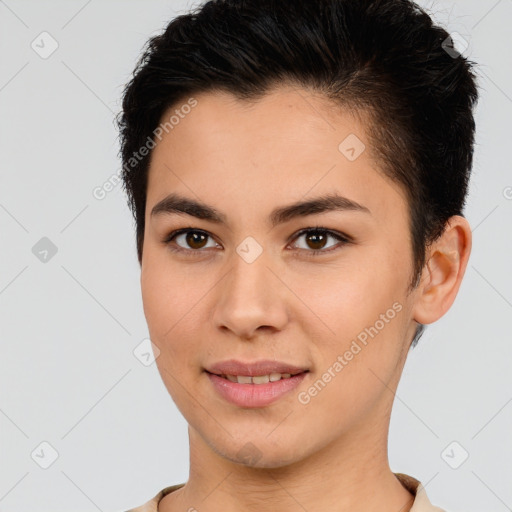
top-left (211, 247), bottom-right (289, 340)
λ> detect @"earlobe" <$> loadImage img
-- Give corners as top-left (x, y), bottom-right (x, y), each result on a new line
top-left (412, 216), bottom-right (472, 325)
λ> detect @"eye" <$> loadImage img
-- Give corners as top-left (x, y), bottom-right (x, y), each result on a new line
top-left (162, 226), bottom-right (351, 257)
top-left (289, 227), bottom-right (351, 256)
top-left (163, 228), bottom-right (220, 254)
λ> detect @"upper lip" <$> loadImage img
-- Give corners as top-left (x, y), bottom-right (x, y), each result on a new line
top-left (205, 359), bottom-right (309, 377)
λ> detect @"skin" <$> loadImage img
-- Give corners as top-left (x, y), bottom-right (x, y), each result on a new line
top-left (139, 85), bottom-right (472, 512)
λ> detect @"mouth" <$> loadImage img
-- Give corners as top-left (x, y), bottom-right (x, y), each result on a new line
top-left (204, 359), bottom-right (310, 407)
top-left (205, 369), bottom-right (310, 408)
top-left (205, 369), bottom-right (308, 385)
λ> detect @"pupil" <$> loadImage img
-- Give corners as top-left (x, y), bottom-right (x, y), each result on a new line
top-left (308, 233), bottom-right (326, 250)
top-left (187, 232), bottom-right (207, 249)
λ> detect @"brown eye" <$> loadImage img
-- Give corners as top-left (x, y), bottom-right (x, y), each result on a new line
top-left (183, 231), bottom-right (208, 249)
top-left (290, 228), bottom-right (351, 255)
top-left (163, 227), bottom-right (350, 257)
top-left (164, 229), bottom-right (219, 253)
top-left (304, 232), bottom-right (328, 250)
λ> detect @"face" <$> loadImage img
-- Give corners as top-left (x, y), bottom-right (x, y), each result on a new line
top-left (141, 86), bottom-right (420, 468)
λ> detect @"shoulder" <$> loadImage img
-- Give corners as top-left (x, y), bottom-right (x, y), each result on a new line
top-left (124, 483), bottom-right (185, 512)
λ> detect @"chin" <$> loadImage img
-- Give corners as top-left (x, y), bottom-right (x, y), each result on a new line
top-left (215, 437), bottom-right (309, 469)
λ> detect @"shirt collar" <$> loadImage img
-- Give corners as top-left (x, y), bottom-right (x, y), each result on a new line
top-left (128, 473), bottom-right (445, 512)
top-left (394, 473), bottom-right (446, 511)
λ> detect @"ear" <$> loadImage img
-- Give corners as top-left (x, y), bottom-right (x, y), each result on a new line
top-left (412, 215), bottom-right (472, 325)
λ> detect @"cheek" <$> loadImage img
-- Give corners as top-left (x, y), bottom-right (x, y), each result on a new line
top-left (293, 253), bottom-right (409, 389)
top-left (141, 263), bottom-right (200, 400)
top-left (141, 250), bottom-right (195, 332)
top-left (291, 256), bottom-right (404, 340)
top-left (140, 253), bottom-right (212, 372)
top-left (300, 307), bottom-right (407, 434)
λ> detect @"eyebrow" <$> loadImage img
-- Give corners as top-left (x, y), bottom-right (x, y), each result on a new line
top-left (150, 192), bottom-right (371, 228)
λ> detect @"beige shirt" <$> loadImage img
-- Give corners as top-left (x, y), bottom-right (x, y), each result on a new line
top-left (125, 473), bottom-right (446, 512)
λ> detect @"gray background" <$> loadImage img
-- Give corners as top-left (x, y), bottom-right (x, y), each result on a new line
top-left (1, 1), bottom-right (511, 511)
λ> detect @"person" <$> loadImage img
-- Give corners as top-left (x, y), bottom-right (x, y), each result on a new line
top-left (116, 0), bottom-right (478, 510)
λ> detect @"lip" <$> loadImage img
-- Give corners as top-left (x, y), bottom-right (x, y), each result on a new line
top-left (205, 359), bottom-right (310, 408)
top-left (206, 371), bottom-right (308, 408)
top-left (205, 359), bottom-right (309, 377)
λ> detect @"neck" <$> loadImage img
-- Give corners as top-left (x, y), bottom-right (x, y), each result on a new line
top-left (160, 409), bottom-right (414, 512)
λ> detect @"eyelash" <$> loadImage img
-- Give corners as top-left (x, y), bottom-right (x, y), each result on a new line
top-left (162, 226), bottom-right (352, 257)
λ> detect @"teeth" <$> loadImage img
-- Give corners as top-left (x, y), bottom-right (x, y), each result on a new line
top-left (252, 374), bottom-right (269, 384)
top-left (222, 372), bottom-right (295, 384)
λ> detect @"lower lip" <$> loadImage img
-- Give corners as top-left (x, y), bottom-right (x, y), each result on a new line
top-left (206, 371), bottom-right (308, 408)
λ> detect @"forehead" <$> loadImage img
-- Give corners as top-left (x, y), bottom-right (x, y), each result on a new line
top-left (146, 86), bottom-right (407, 226)
top-left (154, 86), bottom-right (361, 158)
